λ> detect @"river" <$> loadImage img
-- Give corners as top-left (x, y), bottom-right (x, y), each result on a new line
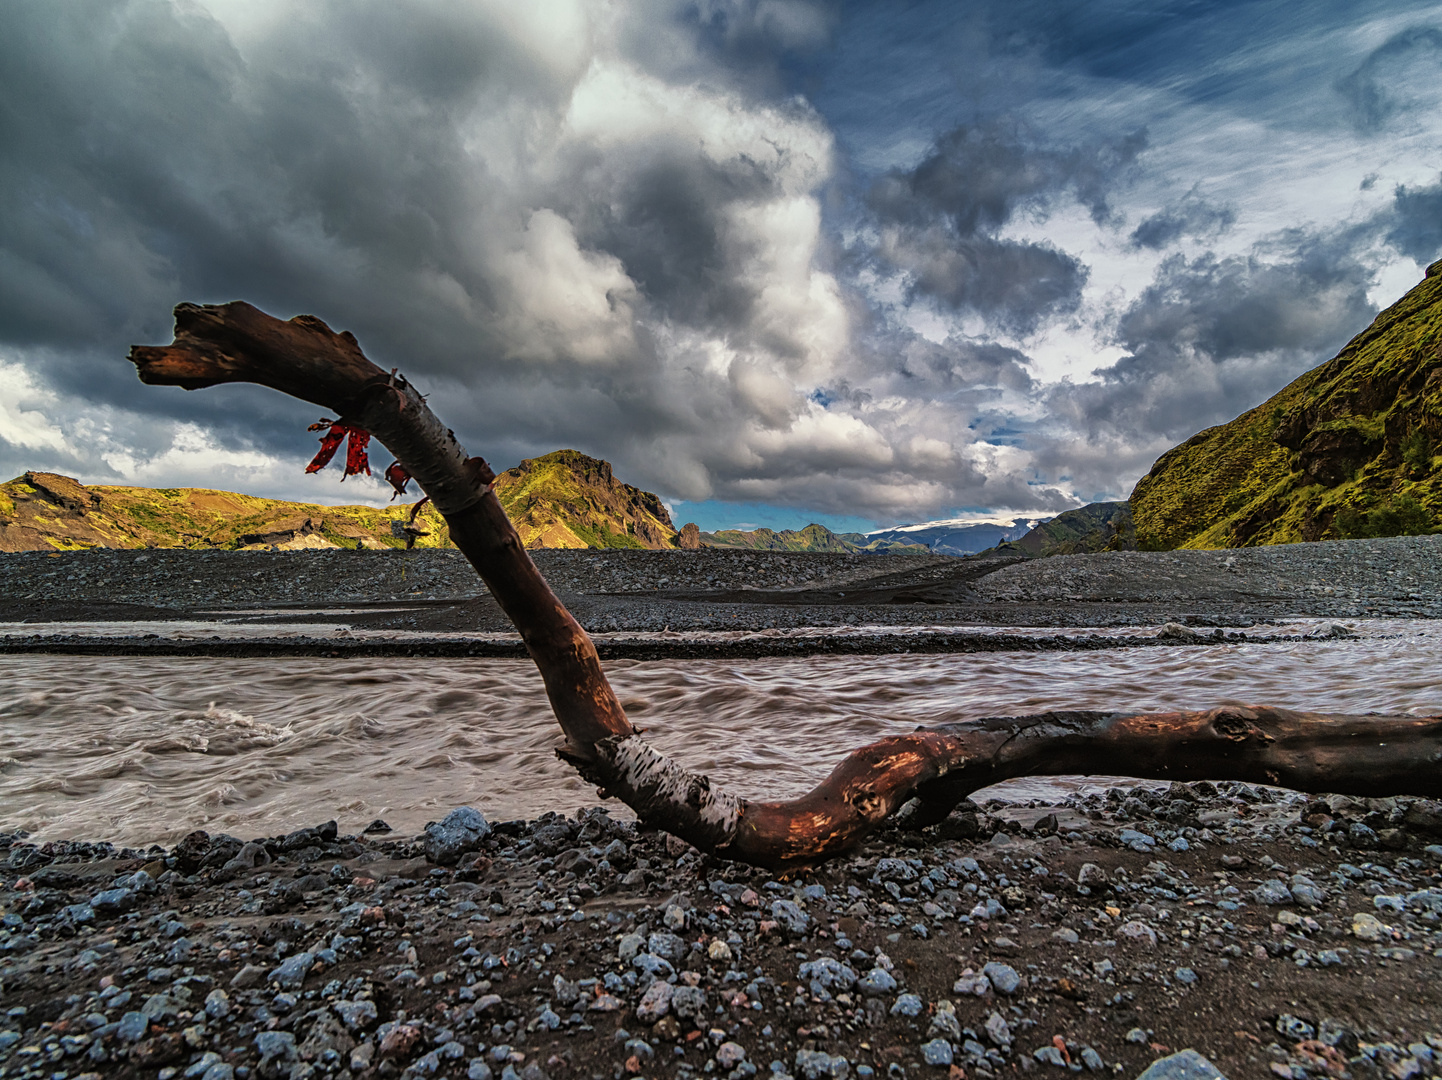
top-left (2, 619), bottom-right (1439, 845)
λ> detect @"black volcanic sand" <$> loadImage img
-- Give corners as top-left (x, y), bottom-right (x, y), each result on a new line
top-left (3, 787), bottom-right (1442, 1080)
top-left (0, 534), bottom-right (1439, 658)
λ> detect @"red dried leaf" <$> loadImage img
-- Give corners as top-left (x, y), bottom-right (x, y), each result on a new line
top-left (383, 461), bottom-right (411, 499)
top-left (343, 428), bottom-right (371, 479)
top-left (305, 424), bottom-right (347, 474)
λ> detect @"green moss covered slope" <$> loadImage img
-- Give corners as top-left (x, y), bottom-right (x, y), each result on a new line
top-left (492, 449), bottom-right (679, 549)
top-left (0, 471), bottom-right (454, 552)
top-left (0, 449), bottom-right (685, 552)
top-left (1129, 260), bottom-right (1442, 549)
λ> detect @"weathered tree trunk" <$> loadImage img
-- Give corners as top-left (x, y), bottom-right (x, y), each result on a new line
top-left (130, 302), bottom-right (1442, 871)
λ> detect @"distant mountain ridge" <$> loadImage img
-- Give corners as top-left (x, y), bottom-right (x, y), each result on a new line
top-left (1129, 260), bottom-right (1442, 548)
top-left (698, 523), bottom-right (927, 553)
top-left (864, 516), bottom-right (1049, 555)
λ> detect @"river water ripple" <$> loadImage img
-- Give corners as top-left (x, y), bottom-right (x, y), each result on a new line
top-left (3, 622), bottom-right (1439, 844)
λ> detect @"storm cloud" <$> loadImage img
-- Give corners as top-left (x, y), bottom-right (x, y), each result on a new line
top-left (864, 124), bottom-right (1145, 332)
top-left (2, 0), bottom-right (1439, 528)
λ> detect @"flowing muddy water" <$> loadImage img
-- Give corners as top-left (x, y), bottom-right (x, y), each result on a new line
top-left (3, 621), bottom-right (1440, 845)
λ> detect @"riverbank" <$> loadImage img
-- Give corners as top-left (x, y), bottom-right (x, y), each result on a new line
top-left (0, 535), bottom-right (1438, 658)
top-left (3, 785), bottom-right (1441, 1080)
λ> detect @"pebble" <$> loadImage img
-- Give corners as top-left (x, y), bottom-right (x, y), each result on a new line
top-left (921, 1038), bottom-right (954, 1065)
top-left (980, 962), bottom-right (1020, 994)
top-left (1136, 1050), bottom-right (1228, 1080)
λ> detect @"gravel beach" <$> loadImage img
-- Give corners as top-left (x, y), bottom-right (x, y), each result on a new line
top-left (0, 534), bottom-right (1438, 659)
top-left (3, 786), bottom-right (1441, 1080)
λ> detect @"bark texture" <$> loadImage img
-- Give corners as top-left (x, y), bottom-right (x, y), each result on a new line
top-left (131, 303), bottom-right (1442, 871)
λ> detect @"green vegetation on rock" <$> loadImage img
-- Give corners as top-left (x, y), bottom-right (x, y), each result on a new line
top-left (0, 471), bottom-right (454, 553)
top-left (0, 449), bottom-right (686, 553)
top-left (699, 522), bottom-right (927, 553)
top-left (1008, 501), bottom-right (1135, 556)
top-left (493, 449), bottom-right (679, 550)
top-left (1130, 259), bottom-right (1442, 549)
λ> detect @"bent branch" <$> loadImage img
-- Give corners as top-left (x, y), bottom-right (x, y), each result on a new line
top-left (130, 303), bottom-right (1442, 871)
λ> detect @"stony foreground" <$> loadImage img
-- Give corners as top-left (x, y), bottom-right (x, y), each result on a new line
top-left (3, 786), bottom-right (1442, 1080)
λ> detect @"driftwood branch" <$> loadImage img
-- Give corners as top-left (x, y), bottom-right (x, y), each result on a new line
top-left (130, 303), bottom-right (1442, 871)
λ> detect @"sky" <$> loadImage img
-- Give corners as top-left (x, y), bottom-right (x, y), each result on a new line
top-left (2, 0), bottom-right (1441, 534)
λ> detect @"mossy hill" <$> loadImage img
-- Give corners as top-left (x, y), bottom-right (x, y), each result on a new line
top-left (699, 523), bottom-right (928, 553)
top-left (494, 450), bottom-right (678, 550)
top-left (1007, 501), bottom-right (1135, 556)
top-left (0, 450), bottom-right (685, 553)
top-left (0, 470), bottom-right (457, 553)
top-left (1130, 260), bottom-right (1442, 549)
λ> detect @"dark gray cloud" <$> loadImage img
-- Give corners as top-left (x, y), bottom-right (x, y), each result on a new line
top-left (1385, 175), bottom-right (1442, 265)
top-left (1032, 230), bottom-right (1380, 500)
top-left (1336, 25), bottom-right (1442, 133)
top-left (864, 124), bottom-right (1144, 331)
top-left (4, 1), bottom-right (1441, 526)
top-left (1129, 193), bottom-right (1236, 250)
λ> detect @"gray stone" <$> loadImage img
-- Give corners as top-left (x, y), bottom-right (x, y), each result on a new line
top-left (116, 1011), bottom-right (149, 1043)
top-left (1052, 928), bottom-right (1079, 944)
top-left (718, 1043), bottom-right (747, 1069)
top-left (858, 968), bottom-right (897, 995)
top-left (1077, 863), bottom-right (1108, 886)
top-left (799, 958), bottom-right (857, 998)
top-left (981, 962), bottom-right (1020, 994)
top-left (952, 973), bottom-right (989, 996)
top-left (928, 1007), bottom-right (962, 1041)
top-left (922, 1039), bottom-right (954, 1066)
top-left (1034, 1046), bottom-right (1068, 1068)
top-left (268, 951), bottom-right (314, 990)
top-left (204, 989), bottom-right (230, 1019)
top-left (230, 964), bottom-right (268, 989)
top-left (424, 807), bottom-right (492, 866)
top-left (1118, 921), bottom-right (1157, 947)
top-left (1081, 1048), bottom-right (1105, 1072)
top-left (1118, 829), bottom-right (1156, 852)
top-left (795, 1048), bottom-right (850, 1079)
top-left (1173, 967), bottom-right (1197, 986)
top-left (1253, 880), bottom-right (1292, 905)
top-left (630, 952), bottom-right (675, 979)
top-left (984, 1011), bottom-right (1011, 1046)
top-left (671, 985), bottom-right (707, 1020)
top-left (770, 899), bottom-right (810, 934)
top-left (255, 1030), bottom-right (298, 1074)
top-left (875, 858), bottom-right (917, 882)
top-left (617, 933), bottom-right (645, 962)
top-left (469, 1061), bottom-right (494, 1080)
top-left (1134, 1049), bottom-right (1227, 1080)
top-left (1348, 822), bottom-right (1379, 848)
top-left (890, 993), bottom-right (923, 1017)
top-left (334, 999), bottom-right (379, 1030)
top-left (635, 980), bottom-right (673, 1023)
top-left (647, 931), bottom-right (686, 962)
top-left (89, 887), bottom-right (136, 914)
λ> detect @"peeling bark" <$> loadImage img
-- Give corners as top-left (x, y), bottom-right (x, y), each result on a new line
top-left (131, 302), bottom-right (1442, 871)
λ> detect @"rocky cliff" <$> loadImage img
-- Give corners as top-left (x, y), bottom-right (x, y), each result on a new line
top-left (1130, 260), bottom-right (1442, 548)
top-left (493, 450), bottom-right (679, 550)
